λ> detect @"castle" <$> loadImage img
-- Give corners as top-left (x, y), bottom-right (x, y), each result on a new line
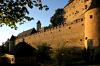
top-left (6, 0), bottom-right (100, 51)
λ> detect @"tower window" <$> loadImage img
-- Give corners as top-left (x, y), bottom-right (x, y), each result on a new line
top-left (85, 5), bottom-right (87, 9)
top-left (90, 15), bottom-right (93, 19)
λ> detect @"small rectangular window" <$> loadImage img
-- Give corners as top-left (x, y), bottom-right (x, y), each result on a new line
top-left (69, 27), bottom-right (71, 29)
top-left (85, 5), bottom-right (87, 9)
top-left (81, 18), bottom-right (83, 21)
top-left (90, 15), bottom-right (93, 19)
top-left (80, 39), bottom-right (82, 41)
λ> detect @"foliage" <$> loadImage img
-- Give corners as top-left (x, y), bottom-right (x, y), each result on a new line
top-left (36, 43), bottom-right (52, 65)
top-left (50, 8), bottom-right (64, 27)
top-left (0, 56), bottom-right (10, 64)
top-left (44, 24), bottom-right (52, 30)
top-left (54, 47), bottom-right (86, 66)
top-left (0, 0), bottom-right (49, 29)
top-left (0, 43), bottom-right (9, 54)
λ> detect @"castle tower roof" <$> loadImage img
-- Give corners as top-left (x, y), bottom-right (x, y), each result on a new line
top-left (37, 20), bottom-right (41, 24)
top-left (10, 35), bottom-right (16, 41)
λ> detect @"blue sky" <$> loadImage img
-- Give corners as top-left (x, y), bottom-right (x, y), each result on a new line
top-left (0, 0), bottom-right (68, 45)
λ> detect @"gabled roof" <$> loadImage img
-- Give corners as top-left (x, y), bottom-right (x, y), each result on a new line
top-left (10, 35), bottom-right (16, 41)
top-left (17, 28), bottom-right (37, 38)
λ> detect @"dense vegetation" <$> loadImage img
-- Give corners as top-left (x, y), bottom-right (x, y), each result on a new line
top-left (50, 8), bottom-right (64, 27)
top-left (0, 0), bottom-right (48, 29)
top-left (1, 42), bottom-right (100, 65)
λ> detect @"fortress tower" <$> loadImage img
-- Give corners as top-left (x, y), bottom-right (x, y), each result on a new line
top-left (37, 20), bottom-right (41, 31)
top-left (64, 0), bottom-right (100, 49)
top-left (84, 0), bottom-right (100, 49)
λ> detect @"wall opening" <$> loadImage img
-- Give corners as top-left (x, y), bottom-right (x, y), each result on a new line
top-left (90, 15), bottom-right (93, 19)
top-left (85, 5), bottom-right (87, 9)
top-left (69, 27), bottom-right (71, 29)
top-left (85, 37), bottom-right (88, 40)
top-left (80, 39), bottom-right (82, 41)
top-left (81, 18), bottom-right (83, 21)
top-left (82, 24), bottom-right (84, 26)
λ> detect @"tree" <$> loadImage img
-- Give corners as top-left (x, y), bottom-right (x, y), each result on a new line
top-left (0, 0), bottom-right (49, 29)
top-left (37, 43), bottom-right (52, 66)
top-left (50, 8), bottom-right (64, 27)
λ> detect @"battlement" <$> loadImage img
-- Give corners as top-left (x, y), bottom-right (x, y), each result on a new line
top-left (27, 17), bottom-right (84, 37)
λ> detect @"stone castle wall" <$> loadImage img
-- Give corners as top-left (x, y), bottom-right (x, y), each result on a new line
top-left (15, 0), bottom-right (100, 49)
top-left (64, 0), bottom-right (92, 23)
top-left (16, 20), bottom-right (85, 49)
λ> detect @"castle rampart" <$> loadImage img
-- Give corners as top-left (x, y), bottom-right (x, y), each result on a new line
top-left (15, 0), bottom-right (100, 49)
top-left (16, 19), bottom-right (85, 49)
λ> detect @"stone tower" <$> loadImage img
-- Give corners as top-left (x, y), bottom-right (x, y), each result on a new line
top-left (9, 35), bottom-right (16, 53)
top-left (84, 0), bottom-right (100, 49)
top-left (37, 21), bottom-right (41, 31)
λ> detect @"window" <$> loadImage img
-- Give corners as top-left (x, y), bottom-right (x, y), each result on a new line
top-left (76, 19), bottom-right (78, 23)
top-left (90, 15), bottom-right (93, 19)
top-left (12, 58), bottom-right (14, 61)
top-left (82, 24), bottom-right (84, 26)
top-left (85, 37), bottom-right (88, 40)
top-left (85, 5), bottom-right (87, 9)
top-left (81, 18), bottom-right (83, 21)
top-left (80, 39), bottom-right (82, 41)
top-left (69, 27), bottom-right (71, 29)
top-left (76, 11), bottom-right (79, 14)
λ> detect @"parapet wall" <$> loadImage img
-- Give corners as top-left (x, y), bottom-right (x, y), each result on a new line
top-left (16, 20), bottom-right (85, 49)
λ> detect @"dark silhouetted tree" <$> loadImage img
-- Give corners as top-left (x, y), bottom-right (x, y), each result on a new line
top-left (0, 0), bottom-right (49, 29)
top-left (50, 8), bottom-right (64, 27)
top-left (37, 43), bottom-right (52, 66)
